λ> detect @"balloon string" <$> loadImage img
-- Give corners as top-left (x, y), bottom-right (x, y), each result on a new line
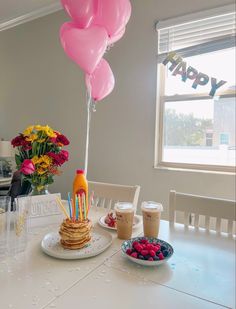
top-left (84, 87), bottom-right (96, 177)
top-left (84, 89), bottom-right (92, 177)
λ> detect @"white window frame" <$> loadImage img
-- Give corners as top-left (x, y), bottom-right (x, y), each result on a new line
top-left (154, 5), bottom-right (236, 174)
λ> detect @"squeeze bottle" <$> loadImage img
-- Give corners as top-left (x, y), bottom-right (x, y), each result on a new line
top-left (73, 169), bottom-right (88, 209)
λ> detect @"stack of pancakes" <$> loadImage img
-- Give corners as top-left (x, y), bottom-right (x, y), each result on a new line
top-left (59, 219), bottom-right (92, 250)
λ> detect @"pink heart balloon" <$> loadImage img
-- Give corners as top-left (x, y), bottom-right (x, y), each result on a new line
top-left (85, 59), bottom-right (115, 101)
top-left (61, 0), bottom-right (98, 28)
top-left (93, 0), bottom-right (131, 37)
top-left (60, 22), bottom-right (108, 74)
top-left (108, 27), bottom-right (126, 45)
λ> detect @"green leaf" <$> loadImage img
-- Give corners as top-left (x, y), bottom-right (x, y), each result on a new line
top-left (15, 154), bottom-right (22, 167)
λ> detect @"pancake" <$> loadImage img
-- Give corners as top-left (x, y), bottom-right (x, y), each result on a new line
top-left (59, 219), bottom-right (92, 250)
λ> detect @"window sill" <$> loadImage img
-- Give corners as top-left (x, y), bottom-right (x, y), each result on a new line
top-left (154, 164), bottom-right (236, 175)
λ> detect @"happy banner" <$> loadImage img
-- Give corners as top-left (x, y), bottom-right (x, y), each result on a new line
top-left (162, 52), bottom-right (227, 97)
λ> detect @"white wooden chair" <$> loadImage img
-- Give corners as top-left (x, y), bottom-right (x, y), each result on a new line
top-left (169, 190), bottom-right (236, 234)
top-left (88, 181), bottom-right (140, 212)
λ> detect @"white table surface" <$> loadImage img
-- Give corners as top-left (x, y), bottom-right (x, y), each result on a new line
top-left (0, 207), bottom-right (235, 309)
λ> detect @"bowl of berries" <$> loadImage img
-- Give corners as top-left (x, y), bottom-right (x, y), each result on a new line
top-left (121, 237), bottom-right (174, 266)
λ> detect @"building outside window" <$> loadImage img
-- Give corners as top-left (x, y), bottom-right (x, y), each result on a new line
top-left (155, 5), bottom-right (236, 172)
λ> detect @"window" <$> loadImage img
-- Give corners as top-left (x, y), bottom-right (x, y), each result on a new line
top-left (155, 5), bottom-right (236, 172)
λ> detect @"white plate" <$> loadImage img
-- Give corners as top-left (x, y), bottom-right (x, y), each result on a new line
top-left (98, 214), bottom-right (141, 230)
top-left (41, 228), bottom-right (112, 260)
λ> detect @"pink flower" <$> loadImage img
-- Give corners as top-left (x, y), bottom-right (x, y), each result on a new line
top-left (20, 159), bottom-right (35, 175)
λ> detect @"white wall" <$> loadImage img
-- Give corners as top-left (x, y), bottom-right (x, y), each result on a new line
top-left (0, 0), bottom-right (235, 217)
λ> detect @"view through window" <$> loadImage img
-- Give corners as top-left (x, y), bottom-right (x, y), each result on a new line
top-left (163, 48), bottom-right (235, 167)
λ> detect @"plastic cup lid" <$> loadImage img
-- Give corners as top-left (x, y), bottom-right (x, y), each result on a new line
top-left (114, 202), bottom-right (134, 212)
top-left (141, 201), bottom-right (163, 212)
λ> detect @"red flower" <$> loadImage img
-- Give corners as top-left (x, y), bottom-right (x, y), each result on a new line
top-left (56, 134), bottom-right (70, 146)
top-left (20, 159), bottom-right (35, 175)
top-left (59, 150), bottom-right (69, 161)
top-left (11, 135), bottom-right (32, 150)
top-left (50, 132), bottom-right (70, 146)
top-left (47, 150), bottom-right (69, 166)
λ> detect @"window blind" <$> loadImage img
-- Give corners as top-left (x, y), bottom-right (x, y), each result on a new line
top-left (157, 10), bottom-right (236, 58)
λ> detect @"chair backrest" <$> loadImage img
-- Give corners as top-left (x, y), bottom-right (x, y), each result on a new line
top-left (88, 181), bottom-right (140, 211)
top-left (169, 190), bottom-right (236, 234)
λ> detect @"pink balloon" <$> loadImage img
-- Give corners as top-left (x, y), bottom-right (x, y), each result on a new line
top-left (61, 0), bottom-right (97, 28)
top-left (108, 27), bottom-right (126, 45)
top-left (93, 0), bottom-right (131, 37)
top-left (86, 59), bottom-right (115, 101)
top-left (60, 22), bottom-right (108, 74)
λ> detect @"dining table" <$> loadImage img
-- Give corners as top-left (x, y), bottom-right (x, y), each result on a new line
top-left (0, 206), bottom-right (235, 309)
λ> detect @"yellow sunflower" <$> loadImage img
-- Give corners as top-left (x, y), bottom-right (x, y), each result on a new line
top-left (23, 125), bottom-right (34, 136)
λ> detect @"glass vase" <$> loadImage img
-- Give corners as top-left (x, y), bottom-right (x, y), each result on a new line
top-left (29, 185), bottom-right (50, 196)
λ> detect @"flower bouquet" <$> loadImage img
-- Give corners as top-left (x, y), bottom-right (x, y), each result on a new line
top-left (11, 125), bottom-right (70, 195)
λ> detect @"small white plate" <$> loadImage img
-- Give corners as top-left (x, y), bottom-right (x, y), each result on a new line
top-left (41, 228), bottom-right (112, 260)
top-left (98, 214), bottom-right (141, 230)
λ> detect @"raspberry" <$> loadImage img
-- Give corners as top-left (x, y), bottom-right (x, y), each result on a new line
top-left (126, 249), bottom-right (132, 255)
top-left (131, 252), bottom-right (138, 258)
top-left (146, 244), bottom-right (153, 250)
top-left (141, 250), bottom-right (149, 256)
top-left (148, 257), bottom-right (154, 261)
top-left (158, 252), bottom-right (164, 260)
top-left (132, 241), bottom-right (139, 248)
top-left (135, 244), bottom-right (142, 253)
top-left (149, 250), bottom-right (155, 257)
top-left (140, 239), bottom-right (148, 244)
top-left (153, 245), bottom-right (161, 252)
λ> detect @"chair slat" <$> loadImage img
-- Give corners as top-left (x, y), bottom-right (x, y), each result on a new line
top-left (184, 212), bottom-right (190, 225)
top-left (227, 220), bottom-right (233, 235)
top-left (94, 197), bottom-right (99, 208)
top-left (205, 216), bottom-right (210, 230)
top-left (107, 199), bottom-right (112, 210)
top-left (194, 214), bottom-right (199, 227)
top-left (100, 198), bottom-right (105, 208)
top-left (216, 217), bottom-right (221, 232)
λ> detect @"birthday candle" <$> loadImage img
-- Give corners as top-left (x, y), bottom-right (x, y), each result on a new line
top-left (67, 192), bottom-right (72, 219)
top-left (83, 193), bottom-right (87, 220)
top-left (78, 194), bottom-right (83, 221)
top-left (75, 195), bottom-right (79, 220)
